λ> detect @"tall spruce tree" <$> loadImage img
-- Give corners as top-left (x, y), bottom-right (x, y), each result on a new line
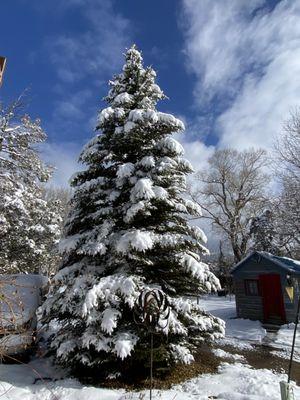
top-left (42, 46), bottom-right (224, 379)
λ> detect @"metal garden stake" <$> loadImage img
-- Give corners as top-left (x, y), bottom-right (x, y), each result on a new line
top-left (134, 289), bottom-right (170, 400)
top-left (280, 293), bottom-right (300, 400)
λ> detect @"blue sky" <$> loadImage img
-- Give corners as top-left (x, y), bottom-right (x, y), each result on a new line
top-left (1, 0), bottom-right (300, 186)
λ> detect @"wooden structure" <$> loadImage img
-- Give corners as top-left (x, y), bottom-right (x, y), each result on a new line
top-left (0, 56), bottom-right (6, 86)
top-left (232, 251), bottom-right (300, 324)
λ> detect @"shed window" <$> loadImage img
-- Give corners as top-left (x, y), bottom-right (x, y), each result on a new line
top-left (245, 279), bottom-right (259, 296)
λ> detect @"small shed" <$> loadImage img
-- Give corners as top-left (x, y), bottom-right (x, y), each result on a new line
top-left (232, 251), bottom-right (300, 324)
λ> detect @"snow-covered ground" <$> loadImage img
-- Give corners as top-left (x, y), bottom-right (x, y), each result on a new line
top-left (200, 295), bottom-right (300, 363)
top-left (1, 295), bottom-right (299, 400)
top-left (0, 357), bottom-right (299, 400)
top-left (199, 295), bottom-right (267, 349)
top-left (271, 323), bottom-right (300, 362)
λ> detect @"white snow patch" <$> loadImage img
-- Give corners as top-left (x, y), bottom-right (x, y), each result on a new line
top-left (112, 92), bottom-right (133, 106)
top-left (123, 121), bottom-right (136, 133)
top-left (127, 109), bottom-right (184, 131)
top-left (82, 275), bottom-right (140, 316)
top-left (97, 107), bottom-right (114, 125)
top-left (170, 344), bottom-right (194, 364)
top-left (130, 178), bottom-right (155, 201)
top-left (212, 348), bottom-right (245, 361)
top-left (114, 333), bottom-right (138, 360)
top-left (199, 295), bottom-right (267, 346)
top-left (124, 201), bottom-right (146, 223)
top-left (117, 163), bottom-right (134, 179)
top-left (138, 155), bottom-right (155, 168)
top-left (116, 230), bottom-right (154, 254)
top-left (272, 323), bottom-right (300, 361)
top-left (0, 358), bottom-right (299, 400)
top-left (153, 186), bottom-right (168, 200)
top-left (59, 233), bottom-right (82, 253)
top-left (157, 137), bottom-right (184, 155)
top-left (101, 308), bottom-right (121, 334)
top-left (176, 362), bottom-right (300, 400)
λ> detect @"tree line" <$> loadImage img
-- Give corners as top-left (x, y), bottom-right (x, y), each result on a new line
top-left (190, 115), bottom-right (300, 269)
top-left (0, 102), bottom-right (299, 277)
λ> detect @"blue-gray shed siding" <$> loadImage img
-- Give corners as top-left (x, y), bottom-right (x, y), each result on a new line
top-left (233, 256), bottom-right (300, 323)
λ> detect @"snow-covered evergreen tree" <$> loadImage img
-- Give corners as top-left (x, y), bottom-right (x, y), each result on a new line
top-left (42, 46), bottom-right (224, 379)
top-left (250, 209), bottom-right (278, 254)
top-left (0, 99), bottom-right (62, 275)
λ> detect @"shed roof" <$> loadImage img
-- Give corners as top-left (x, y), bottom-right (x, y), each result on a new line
top-left (231, 251), bottom-right (300, 275)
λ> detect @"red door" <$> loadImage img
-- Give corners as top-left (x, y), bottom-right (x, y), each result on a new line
top-left (259, 274), bottom-right (286, 323)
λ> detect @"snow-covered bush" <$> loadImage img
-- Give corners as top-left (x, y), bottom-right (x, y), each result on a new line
top-left (0, 98), bottom-right (62, 275)
top-left (42, 45), bottom-right (224, 380)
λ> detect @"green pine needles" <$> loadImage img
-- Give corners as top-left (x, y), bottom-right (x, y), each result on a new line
top-left (42, 45), bottom-right (224, 381)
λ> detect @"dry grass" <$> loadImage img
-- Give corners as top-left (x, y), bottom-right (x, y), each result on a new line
top-left (96, 344), bottom-right (221, 391)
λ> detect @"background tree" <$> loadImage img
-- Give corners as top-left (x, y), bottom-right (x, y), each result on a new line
top-left (273, 109), bottom-right (300, 258)
top-left (0, 97), bottom-right (62, 275)
top-left (191, 148), bottom-right (268, 263)
top-left (42, 45), bottom-right (224, 381)
top-left (42, 185), bottom-right (71, 229)
top-left (275, 109), bottom-right (300, 184)
top-left (207, 241), bottom-right (234, 294)
top-left (249, 209), bottom-right (279, 254)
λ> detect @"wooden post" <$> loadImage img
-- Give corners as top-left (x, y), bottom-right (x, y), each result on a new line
top-left (0, 56), bottom-right (7, 87)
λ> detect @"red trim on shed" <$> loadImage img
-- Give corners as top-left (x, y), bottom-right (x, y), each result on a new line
top-left (259, 274), bottom-right (286, 323)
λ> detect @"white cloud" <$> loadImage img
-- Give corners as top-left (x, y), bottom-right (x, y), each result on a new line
top-left (181, 0), bottom-right (300, 150)
top-left (47, 0), bottom-right (131, 86)
top-left (180, 137), bottom-right (214, 173)
top-left (45, 0), bottom-right (132, 131)
top-left (39, 0), bottom-right (133, 185)
top-left (53, 89), bottom-right (92, 120)
top-left (40, 142), bottom-right (81, 187)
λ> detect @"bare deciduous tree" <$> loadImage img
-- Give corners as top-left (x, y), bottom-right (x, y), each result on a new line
top-left (191, 148), bottom-right (268, 263)
top-left (276, 109), bottom-right (300, 183)
top-left (274, 109), bottom-right (300, 258)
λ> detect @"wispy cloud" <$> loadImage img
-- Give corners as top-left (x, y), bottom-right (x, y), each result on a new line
top-left (53, 89), bottom-right (92, 120)
top-left (40, 0), bottom-right (133, 186)
top-left (47, 0), bottom-right (131, 86)
top-left (181, 0), bottom-right (300, 150)
top-left (43, 0), bottom-right (132, 154)
top-left (41, 141), bottom-right (81, 188)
